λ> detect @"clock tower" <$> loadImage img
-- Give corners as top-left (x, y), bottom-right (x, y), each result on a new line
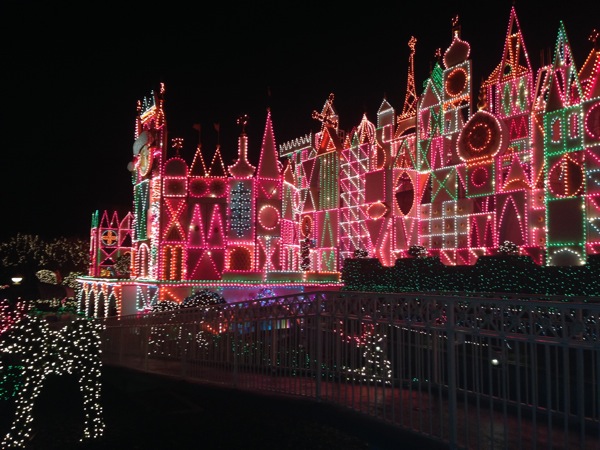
top-left (131, 83), bottom-right (167, 280)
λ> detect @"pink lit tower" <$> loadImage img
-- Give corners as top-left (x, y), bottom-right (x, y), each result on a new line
top-left (83, 86), bottom-right (340, 315)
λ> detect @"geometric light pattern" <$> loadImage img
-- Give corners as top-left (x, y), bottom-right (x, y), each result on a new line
top-left (80, 7), bottom-right (600, 315)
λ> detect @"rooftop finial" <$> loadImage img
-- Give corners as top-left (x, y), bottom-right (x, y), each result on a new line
top-left (237, 114), bottom-right (249, 135)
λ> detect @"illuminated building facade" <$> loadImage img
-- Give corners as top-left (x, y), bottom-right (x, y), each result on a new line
top-left (80, 7), bottom-right (600, 316)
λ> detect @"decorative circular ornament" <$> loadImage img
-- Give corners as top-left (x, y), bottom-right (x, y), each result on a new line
top-left (445, 68), bottom-right (467, 97)
top-left (585, 103), bottom-right (600, 139)
top-left (301, 215), bottom-right (312, 238)
top-left (101, 230), bottom-right (118, 246)
top-left (367, 202), bottom-right (388, 219)
top-left (189, 179), bottom-right (208, 197)
top-left (209, 179), bottom-right (227, 197)
top-left (470, 166), bottom-right (489, 187)
top-left (457, 111), bottom-right (505, 161)
top-left (258, 205), bottom-right (279, 230)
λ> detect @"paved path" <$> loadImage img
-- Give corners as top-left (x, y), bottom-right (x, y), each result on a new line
top-left (109, 358), bottom-right (600, 450)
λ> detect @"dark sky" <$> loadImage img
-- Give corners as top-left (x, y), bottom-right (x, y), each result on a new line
top-left (1, 1), bottom-right (597, 241)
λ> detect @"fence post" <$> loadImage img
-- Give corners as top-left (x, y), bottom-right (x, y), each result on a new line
top-left (233, 331), bottom-right (238, 389)
top-left (118, 325), bottom-right (124, 365)
top-left (142, 324), bottom-right (149, 372)
top-left (181, 323), bottom-right (188, 378)
top-left (315, 293), bottom-right (322, 402)
top-left (446, 298), bottom-right (458, 450)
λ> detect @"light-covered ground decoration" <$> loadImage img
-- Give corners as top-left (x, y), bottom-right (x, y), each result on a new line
top-left (0, 299), bottom-right (27, 335)
top-left (336, 320), bottom-right (393, 385)
top-left (0, 315), bottom-right (105, 448)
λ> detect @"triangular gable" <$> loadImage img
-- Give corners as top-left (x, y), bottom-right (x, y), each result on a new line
top-left (547, 22), bottom-right (583, 111)
top-left (256, 109), bottom-right (281, 179)
top-left (501, 152), bottom-right (531, 191)
top-left (107, 211), bottom-right (120, 228)
top-left (99, 210), bottom-right (111, 228)
top-left (189, 145), bottom-right (207, 176)
top-left (483, 6), bottom-right (532, 87)
top-left (208, 145), bottom-right (227, 176)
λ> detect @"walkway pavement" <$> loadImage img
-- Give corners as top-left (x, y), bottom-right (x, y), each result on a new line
top-left (1, 365), bottom-right (450, 449)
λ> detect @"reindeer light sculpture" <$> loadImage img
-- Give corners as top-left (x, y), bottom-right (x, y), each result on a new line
top-left (0, 315), bottom-right (105, 448)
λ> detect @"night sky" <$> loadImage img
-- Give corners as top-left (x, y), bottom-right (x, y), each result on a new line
top-left (1, 1), bottom-right (597, 241)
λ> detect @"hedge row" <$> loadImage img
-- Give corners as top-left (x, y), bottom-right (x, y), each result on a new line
top-left (340, 255), bottom-right (600, 296)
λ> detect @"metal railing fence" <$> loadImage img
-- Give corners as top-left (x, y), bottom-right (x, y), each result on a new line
top-left (99, 291), bottom-right (600, 450)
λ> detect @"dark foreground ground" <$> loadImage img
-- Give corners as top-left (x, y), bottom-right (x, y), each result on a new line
top-left (1, 365), bottom-right (449, 449)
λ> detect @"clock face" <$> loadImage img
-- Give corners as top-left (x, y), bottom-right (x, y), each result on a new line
top-left (138, 146), bottom-right (152, 177)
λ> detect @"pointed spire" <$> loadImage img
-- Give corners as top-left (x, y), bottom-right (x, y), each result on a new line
top-left (228, 114), bottom-right (256, 177)
top-left (356, 113), bottom-right (376, 145)
top-left (256, 109), bottom-right (281, 179)
top-left (171, 137), bottom-right (183, 157)
top-left (208, 145), bottom-right (227, 177)
top-left (399, 36), bottom-right (418, 120)
top-left (546, 21), bottom-right (583, 110)
top-left (483, 6), bottom-right (532, 87)
top-left (189, 144), bottom-right (207, 176)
